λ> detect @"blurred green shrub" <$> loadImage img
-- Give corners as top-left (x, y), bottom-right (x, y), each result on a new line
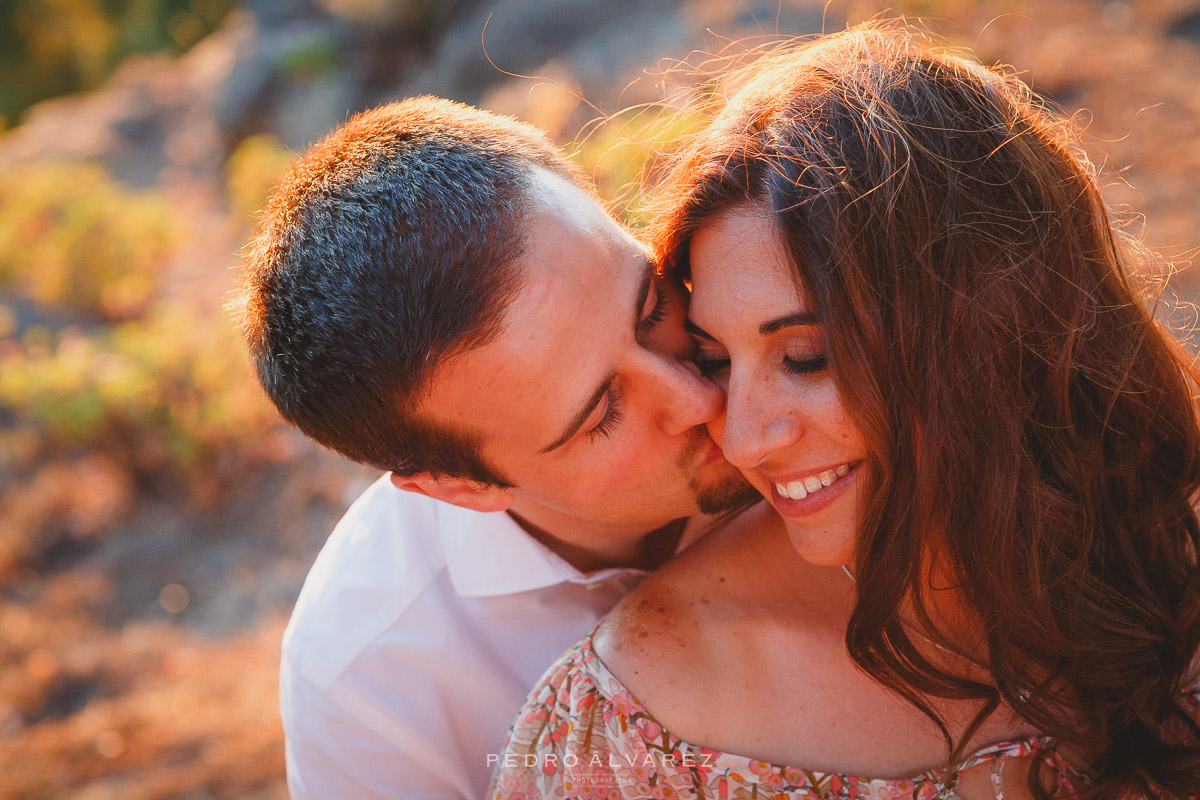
top-left (0, 0), bottom-right (234, 129)
top-left (0, 157), bottom-right (283, 575)
top-left (0, 163), bottom-right (179, 319)
top-left (0, 297), bottom-right (281, 577)
top-left (0, 306), bottom-right (278, 487)
top-left (279, 36), bottom-right (342, 79)
top-left (225, 134), bottom-right (295, 225)
top-left (574, 106), bottom-right (705, 230)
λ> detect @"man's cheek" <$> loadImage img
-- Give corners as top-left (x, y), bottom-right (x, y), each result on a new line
top-left (569, 447), bottom-right (646, 498)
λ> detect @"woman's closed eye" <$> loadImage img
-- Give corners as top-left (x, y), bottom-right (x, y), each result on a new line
top-left (694, 353), bottom-right (731, 378)
top-left (784, 353), bottom-right (828, 374)
top-left (692, 350), bottom-right (828, 378)
top-left (691, 335), bottom-right (730, 377)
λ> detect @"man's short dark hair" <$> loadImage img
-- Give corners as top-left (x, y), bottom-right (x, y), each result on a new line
top-left (239, 97), bottom-right (582, 486)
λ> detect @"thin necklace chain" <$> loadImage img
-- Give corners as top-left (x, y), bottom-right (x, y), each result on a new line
top-left (840, 564), bottom-right (952, 654)
top-left (841, 565), bottom-right (1030, 795)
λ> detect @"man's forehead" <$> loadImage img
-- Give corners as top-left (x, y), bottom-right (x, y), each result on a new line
top-left (522, 167), bottom-right (612, 236)
top-left (418, 230), bottom-right (633, 449)
top-left (417, 301), bottom-right (589, 450)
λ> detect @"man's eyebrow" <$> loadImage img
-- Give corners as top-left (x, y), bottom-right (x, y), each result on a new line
top-left (685, 319), bottom-right (716, 341)
top-left (538, 370), bottom-right (617, 454)
top-left (760, 312), bottom-right (818, 335)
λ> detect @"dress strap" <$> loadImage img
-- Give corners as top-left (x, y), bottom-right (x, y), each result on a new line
top-left (937, 769), bottom-right (967, 800)
top-left (950, 739), bottom-right (1045, 800)
top-left (937, 754), bottom-right (1014, 800)
top-left (990, 752), bottom-right (1013, 800)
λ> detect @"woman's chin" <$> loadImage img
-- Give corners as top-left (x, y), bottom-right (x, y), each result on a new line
top-left (781, 521), bottom-right (855, 568)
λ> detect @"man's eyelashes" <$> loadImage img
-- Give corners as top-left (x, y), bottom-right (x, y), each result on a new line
top-left (636, 285), bottom-right (670, 336)
top-left (583, 282), bottom-right (669, 446)
top-left (585, 387), bottom-right (624, 442)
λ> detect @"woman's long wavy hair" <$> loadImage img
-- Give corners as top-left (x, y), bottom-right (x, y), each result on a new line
top-left (652, 22), bottom-right (1200, 799)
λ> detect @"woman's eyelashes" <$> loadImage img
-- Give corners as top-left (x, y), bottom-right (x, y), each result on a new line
top-left (783, 354), bottom-right (828, 374)
top-left (690, 344), bottom-right (828, 378)
top-left (694, 353), bottom-right (730, 378)
top-left (584, 386), bottom-right (625, 442)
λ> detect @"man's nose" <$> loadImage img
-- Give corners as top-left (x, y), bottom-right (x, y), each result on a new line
top-left (641, 353), bottom-right (724, 436)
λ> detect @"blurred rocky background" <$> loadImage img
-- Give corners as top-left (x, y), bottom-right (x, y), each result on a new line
top-left (1, 1), bottom-right (1198, 798)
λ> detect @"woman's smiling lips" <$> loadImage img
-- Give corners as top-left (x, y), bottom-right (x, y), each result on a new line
top-left (762, 461), bottom-right (862, 518)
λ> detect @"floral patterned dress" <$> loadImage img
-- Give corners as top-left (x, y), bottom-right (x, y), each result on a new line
top-left (488, 629), bottom-right (1200, 800)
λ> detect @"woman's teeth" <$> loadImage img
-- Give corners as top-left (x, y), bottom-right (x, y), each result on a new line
top-left (774, 463), bottom-right (851, 500)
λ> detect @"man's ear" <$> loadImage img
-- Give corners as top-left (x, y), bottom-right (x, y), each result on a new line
top-left (390, 472), bottom-right (515, 513)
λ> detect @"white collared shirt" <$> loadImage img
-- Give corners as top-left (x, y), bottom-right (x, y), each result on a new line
top-left (280, 475), bottom-right (646, 800)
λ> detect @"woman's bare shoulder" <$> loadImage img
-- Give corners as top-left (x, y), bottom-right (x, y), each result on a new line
top-left (594, 501), bottom-right (780, 696)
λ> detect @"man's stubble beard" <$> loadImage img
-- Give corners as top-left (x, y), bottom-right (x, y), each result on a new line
top-left (680, 428), bottom-right (761, 515)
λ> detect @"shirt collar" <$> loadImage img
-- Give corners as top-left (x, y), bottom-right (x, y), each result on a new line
top-left (438, 503), bottom-right (646, 598)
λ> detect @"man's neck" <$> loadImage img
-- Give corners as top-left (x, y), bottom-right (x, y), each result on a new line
top-left (506, 499), bottom-right (685, 574)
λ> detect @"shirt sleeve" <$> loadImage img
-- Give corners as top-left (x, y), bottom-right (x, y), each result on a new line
top-left (281, 661), bottom-right (468, 800)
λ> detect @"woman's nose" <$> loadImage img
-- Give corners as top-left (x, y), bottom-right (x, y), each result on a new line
top-left (717, 374), bottom-right (804, 469)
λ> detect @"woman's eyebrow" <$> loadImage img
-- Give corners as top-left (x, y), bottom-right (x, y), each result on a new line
top-left (759, 312), bottom-right (818, 335)
top-left (687, 313), bottom-right (819, 341)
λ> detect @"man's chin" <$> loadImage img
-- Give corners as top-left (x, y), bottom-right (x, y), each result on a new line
top-left (693, 468), bottom-right (760, 515)
top-left (678, 427), bottom-right (759, 515)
